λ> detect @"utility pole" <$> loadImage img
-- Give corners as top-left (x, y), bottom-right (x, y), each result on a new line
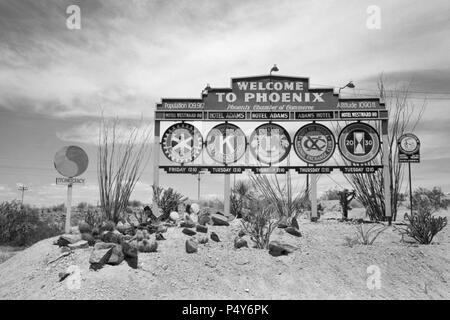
top-left (17, 184), bottom-right (28, 204)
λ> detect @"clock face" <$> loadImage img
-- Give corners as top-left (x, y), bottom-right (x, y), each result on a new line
top-left (400, 137), bottom-right (417, 152)
top-left (398, 134), bottom-right (420, 155)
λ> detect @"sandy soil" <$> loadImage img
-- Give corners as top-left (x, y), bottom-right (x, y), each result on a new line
top-left (0, 204), bottom-right (448, 300)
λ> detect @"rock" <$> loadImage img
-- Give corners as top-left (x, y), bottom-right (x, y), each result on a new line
top-left (101, 221), bottom-right (116, 232)
top-left (238, 230), bottom-right (246, 237)
top-left (180, 220), bottom-right (196, 228)
top-left (107, 244), bottom-right (124, 265)
top-left (182, 228), bottom-right (197, 236)
top-left (157, 225), bottom-right (168, 233)
top-left (290, 217), bottom-right (300, 230)
top-left (155, 233), bottom-right (166, 241)
top-left (210, 232), bottom-right (220, 242)
top-left (124, 235), bottom-right (133, 241)
top-left (198, 236), bottom-right (208, 244)
top-left (56, 234), bottom-right (81, 247)
top-left (92, 227), bottom-right (100, 238)
top-left (58, 272), bottom-right (71, 282)
top-left (81, 233), bottom-right (95, 246)
top-left (169, 211), bottom-right (179, 221)
top-left (268, 241), bottom-right (297, 257)
top-left (116, 221), bottom-right (127, 234)
top-left (234, 237), bottom-right (248, 249)
top-left (136, 230), bottom-right (144, 241)
top-left (94, 242), bottom-right (116, 250)
top-left (196, 225), bottom-right (208, 233)
top-left (198, 208), bottom-right (212, 226)
top-left (138, 239), bottom-right (158, 253)
top-left (102, 231), bottom-right (123, 244)
top-left (89, 247), bottom-right (113, 270)
top-left (185, 238), bottom-right (198, 253)
top-left (211, 213), bottom-right (230, 226)
top-left (128, 215), bottom-right (140, 228)
top-left (68, 240), bottom-right (89, 250)
top-left (78, 222), bottom-right (92, 234)
top-left (285, 227), bottom-right (302, 237)
top-left (190, 203), bottom-right (200, 214)
top-left (69, 226), bottom-right (80, 234)
top-left (122, 241), bottom-right (138, 269)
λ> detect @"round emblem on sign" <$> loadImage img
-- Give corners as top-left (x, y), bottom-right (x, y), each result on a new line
top-left (398, 133), bottom-right (420, 155)
top-left (205, 123), bottom-right (247, 164)
top-left (54, 146), bottom-right (89, 178)
top-left (338, 122), bottom-right (380, 163)
top-left (293, 124), bottom-right (335, 164)
top-left (249, 123), bottom-right (291, 164)
top-left (162, 123), bottom-right (203, 163)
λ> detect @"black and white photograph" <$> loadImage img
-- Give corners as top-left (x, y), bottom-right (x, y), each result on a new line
top-left (0, 0), bottom-right (449, 306)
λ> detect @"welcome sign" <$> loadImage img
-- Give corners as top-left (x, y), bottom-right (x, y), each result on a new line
top-left (156, 75), bottom-right (387, 121)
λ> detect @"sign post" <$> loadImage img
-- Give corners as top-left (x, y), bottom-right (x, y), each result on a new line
top-left (54, 145), bottom-right (89, 234)
top-left (398, 133), bottom-right (421, 216)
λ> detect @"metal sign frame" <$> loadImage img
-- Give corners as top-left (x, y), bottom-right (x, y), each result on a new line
top-left (152, 74), bottom-right (392, 222)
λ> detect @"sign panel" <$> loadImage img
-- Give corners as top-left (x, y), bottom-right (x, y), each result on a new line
top-left (162, 123), bottom-right (203, 163)
top-left (205, 123), bottom-right (247, 164)
top-left (338, 122), bottom-right (380, 163)
top-left (54, 145), bottom-right (89, 178)
top-left (398, 133), bottom-right (420, 163)
top-left (293, 124), bottom-right (335, 164)
top-left (249, 123), bottom-right (291, 164)
top-left (56, 177), bottom-right (85, 185)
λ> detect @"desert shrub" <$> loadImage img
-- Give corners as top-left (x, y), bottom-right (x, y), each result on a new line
top-left (152, 185), bottom-right (187, 220)
top-left (230, 180), bottom-right (255, 218)
top-left (128, 200), bottom-right (143, 208)
top-left (83, 208), bottom-right (106, 228)
top-left (321, 187), bottom-right (341, 201)
top-left (52, 203), bottom-right (66, 212)
top-left (240, 204), bottom-right (279, 249)
top-left (102, 220), bottom-right (116, 232)
top-left (0, 201), bottom-right (62, 246)
top-left (403, 189), bottom-right (448, 244)
top-left (78, 221), bottom-right (92, 234)
top-left (198, 198), bottom-right (224, 211)
top-left (354, 223), bottom-right (388, 245)
top-left (77, 202), bottom-right (88, 210)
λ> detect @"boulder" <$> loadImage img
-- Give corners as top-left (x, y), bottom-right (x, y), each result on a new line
top-left (155, 233), bottom-right (166, 241)
top-left (157, 225), bottom-right (168, 234)
top-left (210, 232), bottom-right (220, 242)
top-left (116, 221), bottom-right (127, 234)
top-left (196, 225), bottom-right (208, 233)
top-left (198, 236), bottom-right (208, 244)
top-left (102, 231), bottom-right (123, 244)
top-left (138, 239), bottom-right (158, 253)
top-left (190, 203), bottom-right (200, 214)
top-left (68, 240), bottom-right (89, 250)
top-left (290, 217), bottom-right (300, 230)
top-left (185, 238), bottom-right (198, 253)
top-left (211, 213), bottom-right (230, 226)
top-left (198, 208), bottom-right (212, 226)
top-left (182, 228), bottom-right (197, 236)
top-left (285, 227), bottom-right (302, 237)
top-left (268, 241), bottom-right (297, 257)
top-left (56, 234), bottom-right (81, 247)
top-left (78, 222), bottom-right (92, 234)
top-left (94, 242), bottom-right (116, 250)
top-left (169, 211), bottom-right (179, 221)
top-left (107, 244), bottom-right (124, 265)
top-left (122, 241), bottom-right (138, 269)
top-left (238, 230), bottom-right (246, 237)
top-left (81, 233), bottom-right (95, 246)
top-left (234, 237), bottom-right (248, 249)
top-left (180, 221), bottom-right (196, 228)
top-left (89, 247), bottom-right (113, 270)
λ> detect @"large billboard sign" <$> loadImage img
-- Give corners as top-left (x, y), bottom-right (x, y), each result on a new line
top-left (155, 74), bottom-right (386, 173)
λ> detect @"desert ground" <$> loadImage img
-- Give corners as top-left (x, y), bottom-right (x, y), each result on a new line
top-left (0, 202), bottom-right (448, 300)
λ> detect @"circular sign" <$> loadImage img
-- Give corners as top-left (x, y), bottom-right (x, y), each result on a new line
top-left (205, 123), bottom-right (246, 164)
top-left (294, 123), bottom-right (335, 164)
top-left (398, 133), bottom-right (420, 155)
top-left (249, 123), bottom-right (291, 164)
top-left (338, 122), bottom-right (380, 163)
top-left (54, 146), bottom-right (89, 178)
top-left (162, 123), bottom-right (203, 163)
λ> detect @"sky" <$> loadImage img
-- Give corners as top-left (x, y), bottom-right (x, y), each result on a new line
top-left (0, 0), bottom-right (449, 206)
